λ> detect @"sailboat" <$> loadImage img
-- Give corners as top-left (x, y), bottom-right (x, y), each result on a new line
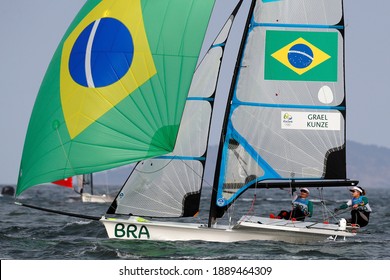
top-left (52, 174), bottom-right (114, 203)
top-left (76, 174), bottom-right (115, 203)
top-left (16, 0), bottom-right (359, 243)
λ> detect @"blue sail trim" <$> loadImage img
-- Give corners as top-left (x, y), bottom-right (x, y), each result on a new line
top-left (211, 43), bottom-right (226, 49)
top-left (216, 97), bottom-right (345, 206)
top-left (156, 155), bottom-right (206, 161)
top-left (254, 22), bottom-right (344, 30)
top-left (216, 109), bottom-right (283, 206)
top-left (228, 124), bottom-right (279, 179)
top-left (231, 99), bottom-right (346, 111)
top-left (217, 115), bottom-right (338, 205)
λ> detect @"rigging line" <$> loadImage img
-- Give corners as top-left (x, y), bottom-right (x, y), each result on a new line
top-left (226, 198), bottom-right (237, 228)
top-left (324, 209), bottom-right (339, 224)
top-left (318, 187), bottom-right (330, 222)
top-left (233, 150), bottom-right (249, 176)
top-left (238, 193), bottom-right (257, 225)
top-left (286, 177), bottom-right (300, 224)
top-left (315, 187), bottom-right (324, 216)
top-left (176, 157), bottom-right (214, 189)
top-left (134, 155), bottom-right (207, 186)
top-left (133, 157), bottom-right (175, 174)
top-left (15, 202), bottom-right (101, 221)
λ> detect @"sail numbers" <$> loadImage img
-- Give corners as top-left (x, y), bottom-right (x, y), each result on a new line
top-left (114, 223), bottom-right (150, 239)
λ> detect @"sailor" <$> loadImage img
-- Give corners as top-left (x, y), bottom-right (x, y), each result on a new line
top-left (334, 186), bottom-right (372, 227)
top-left (271, 188), bottom-right (313, 221)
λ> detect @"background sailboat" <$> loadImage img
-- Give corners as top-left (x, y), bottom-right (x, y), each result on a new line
top-left (52, 177), bottom-right (73, 188)
top-left (52, 174), bottom-right (114, 203)
top-left (76, 174), bottom-right (114, 203)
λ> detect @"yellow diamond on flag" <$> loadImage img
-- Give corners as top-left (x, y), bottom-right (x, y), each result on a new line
top-left (271, 37), bottom-right (331, 75)
top-left (60, 0), bottom-right (156, 139)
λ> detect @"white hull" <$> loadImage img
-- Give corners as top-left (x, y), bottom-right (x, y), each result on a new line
top-left (81, 193), bottom-right (113, 203)
top-left (100, 215), bottom-right (356, 244)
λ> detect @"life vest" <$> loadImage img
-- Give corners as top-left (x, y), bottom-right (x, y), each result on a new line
top-left (293, 197), bottom-right (310, 215)
top-left (351, 196), bottom-right (372, 212)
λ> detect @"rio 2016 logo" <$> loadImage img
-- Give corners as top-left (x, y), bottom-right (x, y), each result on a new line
top-left (283, 113), bottom-right (293, 121)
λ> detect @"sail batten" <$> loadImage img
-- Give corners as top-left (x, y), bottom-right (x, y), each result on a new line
top-left (255, 23), bottom-right (344, 29)
top-left (231, 100), bottom-right (346, 110)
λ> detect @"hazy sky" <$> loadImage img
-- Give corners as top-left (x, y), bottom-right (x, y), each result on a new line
top-left (0, 0), bottom-right (389, 185)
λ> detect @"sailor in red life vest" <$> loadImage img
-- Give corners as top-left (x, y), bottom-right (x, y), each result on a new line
top-left (271, 188), bottom-right (313, 221)
top-left (334, 186), bottom-right (372, 227)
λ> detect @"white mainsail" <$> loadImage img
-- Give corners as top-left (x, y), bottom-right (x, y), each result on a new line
top-left (212, 0), bottom-right (350, 214)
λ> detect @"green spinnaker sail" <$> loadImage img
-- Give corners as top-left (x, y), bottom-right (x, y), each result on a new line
top-left (17, 0), bottom-right (215, 195)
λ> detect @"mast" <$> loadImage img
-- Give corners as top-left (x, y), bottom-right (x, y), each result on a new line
top-left (89, 174), bottom-right (93, 195)
top-left (208, 0), bottom-right (257, 227)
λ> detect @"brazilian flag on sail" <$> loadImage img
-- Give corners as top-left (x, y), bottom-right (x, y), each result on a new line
top-left (265, 30), bottom-right (338, 82)
top-left (16, 0), bottom-right (215, 195)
